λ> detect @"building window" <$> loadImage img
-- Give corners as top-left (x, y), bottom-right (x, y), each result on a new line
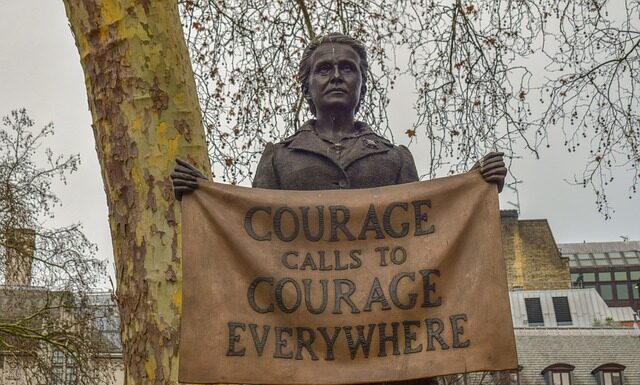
top-left (616, 284), bottom-right (630, 300)
top-left (552, 296), bottom-right (572, 325)
top-left (598, 284), bottom-right (614, 300)
top-left (492, 369), bottom-right (521, 385)
top-left (624, 252), bottom-right (640, 264)
top-left (614, 271), bottom-right (628, 281)
top-left (592, 363), bottom-right (625, 385)
top-left (51, 350), bottom-right (77, 385)
top-left (525, 297), bottom-right (544, 326)
top-left (542, 363), bottom-right (574, 385)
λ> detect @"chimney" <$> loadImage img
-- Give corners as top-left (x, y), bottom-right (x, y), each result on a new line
top-left (2, 228), bottom-right (35, 286)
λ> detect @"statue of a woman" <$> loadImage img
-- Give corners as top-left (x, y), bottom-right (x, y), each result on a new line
top-left (172, 33), bottom-right (506, 198)
top-left (172, 33), bottom-right (506, 385)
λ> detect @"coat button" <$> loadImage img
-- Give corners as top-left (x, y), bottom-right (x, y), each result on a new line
top-left (338, 180), bottom-right (348, 188)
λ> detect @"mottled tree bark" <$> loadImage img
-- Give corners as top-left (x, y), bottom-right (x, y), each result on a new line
top-left (63, 1), bottom-right (211, 384)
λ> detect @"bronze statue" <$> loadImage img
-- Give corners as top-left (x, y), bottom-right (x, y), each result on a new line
top-left (172, 33), bottom-right (506, 197)
top-left (172, 35), bottom-right (506, 384)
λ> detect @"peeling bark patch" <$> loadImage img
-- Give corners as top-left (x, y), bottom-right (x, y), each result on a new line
top-left (150, 224), bottom-right (166, 245)
top-left (150, 80), bottom-right (169, 114)
top-left (174, 119), bottom-right (192, 142)
top-left (171, 231), bottom-right (179, 263)
top-left (160, 177), bottom-right (173, 202)
top-left (167, 202), bottom-right (179, 263)
top-left (144, 168), bottom-right (157, 211)
top-left (165, 265), bottom-right (177, 283)
top-left (139, 0), bottom-right (151, 14)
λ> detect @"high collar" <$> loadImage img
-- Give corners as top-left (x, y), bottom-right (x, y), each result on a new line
top-left (298, 119), bottom-right (375, 141)
top-left (286, 119), bottom-right (392, 170)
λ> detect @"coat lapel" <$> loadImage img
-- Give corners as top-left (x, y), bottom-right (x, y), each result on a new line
top-left (340, 135), bottom-right (392, 169)
top-left (285, 120), bottom-right (393, 170)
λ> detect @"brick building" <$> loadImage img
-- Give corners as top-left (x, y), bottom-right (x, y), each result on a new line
top-left (500, 212), bottom-right (639, 385)
top-left (500, 210), bottom-right (571, 290)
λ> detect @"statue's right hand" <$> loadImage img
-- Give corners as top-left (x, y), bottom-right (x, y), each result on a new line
top-left (171, 158), bottom-right (207, 201)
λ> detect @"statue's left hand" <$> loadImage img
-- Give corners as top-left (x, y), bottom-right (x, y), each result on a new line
top-left (471, 152), bottom-right (507, 193)
top-left (171, 158), bottom-right (207, 201)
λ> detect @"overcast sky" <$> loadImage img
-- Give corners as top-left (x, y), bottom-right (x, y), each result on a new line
top-left (1, 2), bottom-right (638, 284)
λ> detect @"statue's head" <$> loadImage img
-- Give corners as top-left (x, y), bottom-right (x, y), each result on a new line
top-left (298, 33), bottom-right (368, 116)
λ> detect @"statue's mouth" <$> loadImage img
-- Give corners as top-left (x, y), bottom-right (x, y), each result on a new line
top-left (325, 88), bottom-right (348, 95)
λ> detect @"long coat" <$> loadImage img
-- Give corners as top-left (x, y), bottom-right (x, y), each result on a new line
top-left (252, 121), bottom-right (437, 385)
top-left (252, 120), bottom-right (418, 190)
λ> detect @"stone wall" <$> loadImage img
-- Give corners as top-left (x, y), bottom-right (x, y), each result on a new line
top-left (501, 210), bottom-right (571, 290)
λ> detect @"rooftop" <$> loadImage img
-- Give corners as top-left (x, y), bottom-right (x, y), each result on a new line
top-left (558, 241), bottom-right (640, 268)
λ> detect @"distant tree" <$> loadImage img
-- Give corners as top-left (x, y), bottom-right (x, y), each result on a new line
top-left (181, 0), bottom-right (639, 217)
top-left (0, 108), bottom-right (113, 385)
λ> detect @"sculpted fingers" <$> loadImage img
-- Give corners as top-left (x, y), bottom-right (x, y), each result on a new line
top-left (171, 172), bottom-right (199, 186)
top-left (176, 158), bottom-right (206, 178)
top-left (481, 160), bottom-right (506, 173)
top-left (482, 168), bottom-right (506, 193)
top-left (482, 167), bottom-right (507, 178)
top-left (173, 158), bottom-right (207, 201)
top-left (481, 152), bottom-right (504, 164)
top-left (172, 168), bottom-right (199, 180)
top-left (478, 152), bottom-right (506, 193)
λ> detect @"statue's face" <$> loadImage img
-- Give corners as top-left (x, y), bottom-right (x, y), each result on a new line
top-left (307, 43), bottom-right (362, 117)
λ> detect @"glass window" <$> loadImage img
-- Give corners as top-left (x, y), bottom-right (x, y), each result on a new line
top-left (53, 366), bottom-right (64, 385)
top-left (599, 284), bottom-right (614, 300)
top-left (571, 273), bottom-right (580, 282)
top-left (66, 366), bottom-right (77, 385)
top-left (594, 253), bottom-right (607, 259)
top-left (596, 259), bottom-right (610, 266)
top-left (583, 272), bottom-right (596, 282)
top-left (51, 350), bottom-right (76, 385)
top-left (552, 372), bottom-right (571, 385)
top-left (630, 271), bottom-right (640, 280)
top-left (633, 283), bottom-right (640, 299)
top-left (625, 252), bottom-right (640, 264)
top-left (614, 272), bottom-right (628, 281)
top-left (577, 253), bottom-right (592, 260)
top-left (600, 370), bottom-right (624, 385)
top-left (552, 296), bottom-right (573, 325)
top-left (52, 350), bottom-right (64, 365)
top-left (610, 258), bottom-right (625, 265)
top-left (492, 370), bottom-right (520, 385)
top-left (599, 272), bottom-right (612, 281)
top-left (616, 284), bottom-right (630, 300)
top-left (525, 297), bottom-right (544, 326)
top-left (544, 364), bottom-right (574, 385)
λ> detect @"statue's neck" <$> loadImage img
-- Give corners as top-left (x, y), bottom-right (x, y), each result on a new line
top-left (314, 112), bottom-right (356, 142)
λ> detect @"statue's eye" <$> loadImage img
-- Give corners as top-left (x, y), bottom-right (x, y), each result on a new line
top-left (341, 64), bottom-right (354, 72)
top-left (317, 64), bottom-right (332, 74)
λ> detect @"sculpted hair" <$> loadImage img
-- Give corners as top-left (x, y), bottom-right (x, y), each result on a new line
top-left (298, 33), bottom-right (368, 116)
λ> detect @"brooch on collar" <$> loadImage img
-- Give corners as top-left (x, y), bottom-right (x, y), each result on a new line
top-left (364, 139), bottom-right (378, 149)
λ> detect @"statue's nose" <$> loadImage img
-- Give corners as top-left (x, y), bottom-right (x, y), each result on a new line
top-left (331, 65), bottom-right (342, 80)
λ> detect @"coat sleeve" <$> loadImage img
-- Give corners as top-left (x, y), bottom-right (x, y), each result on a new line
top-left (397, 145), bottom-right (419, 184)
top-left (252, 142), bottom-right (280, 189)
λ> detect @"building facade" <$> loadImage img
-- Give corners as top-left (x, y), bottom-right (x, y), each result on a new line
top-left (559, 241), bottom-right (640, 312)
top-left (501, 213), bottom-right (639, 385)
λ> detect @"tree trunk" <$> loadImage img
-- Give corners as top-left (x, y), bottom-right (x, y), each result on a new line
top-left (63, 1), bottom-right (211, 383)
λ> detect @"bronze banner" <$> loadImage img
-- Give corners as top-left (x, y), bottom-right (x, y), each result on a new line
top-left (179, 171), bottom-right (517, 384)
